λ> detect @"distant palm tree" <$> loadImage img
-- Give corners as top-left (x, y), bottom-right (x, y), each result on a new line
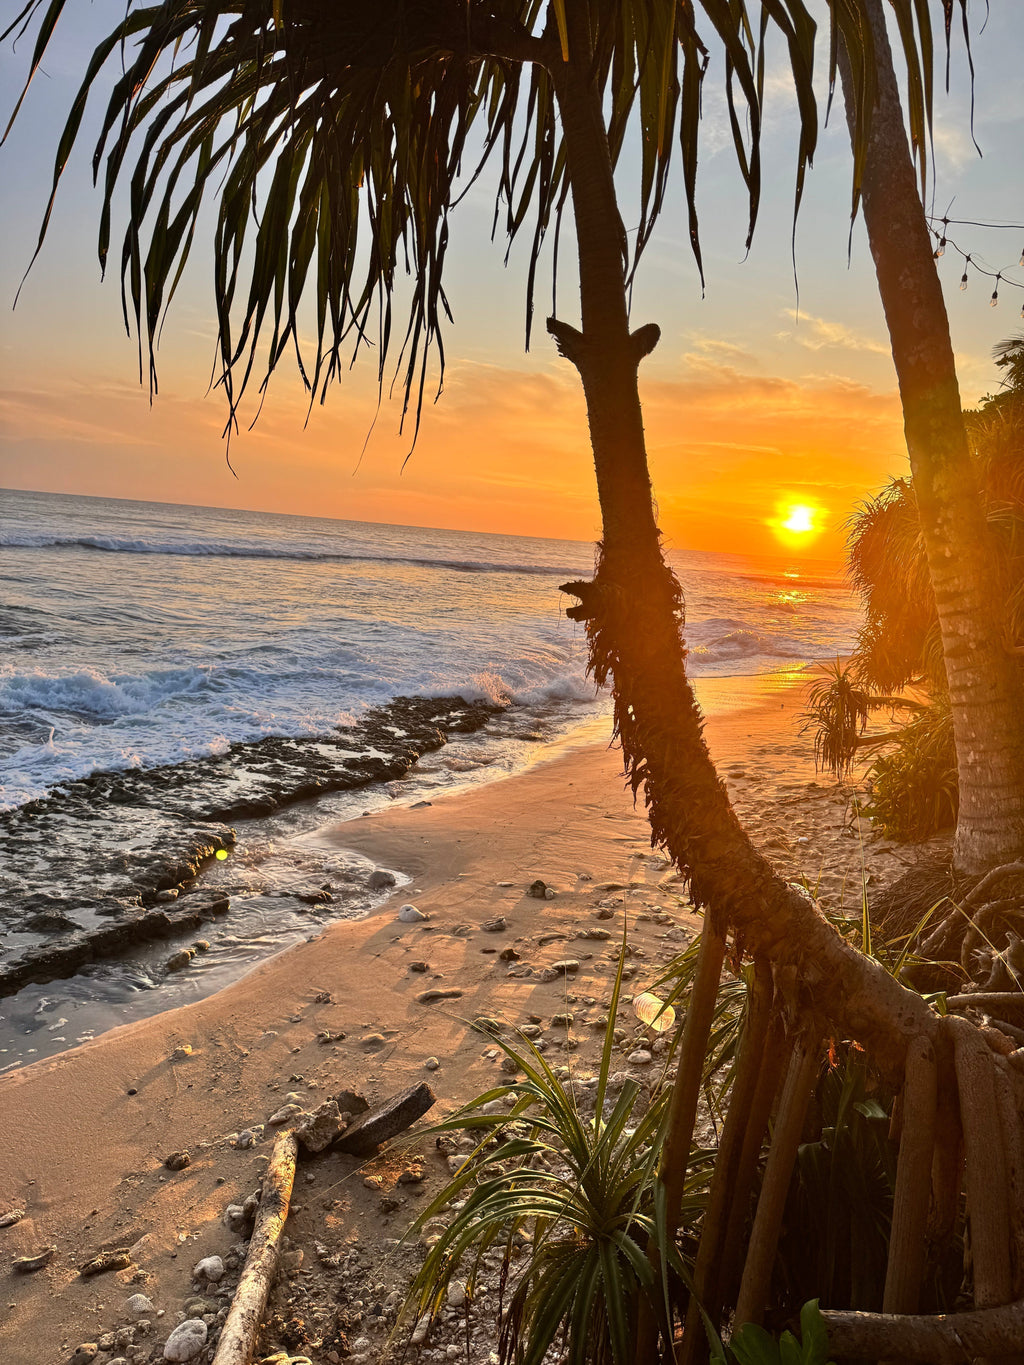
top-left (838, 0), bottom-right (1024, 875)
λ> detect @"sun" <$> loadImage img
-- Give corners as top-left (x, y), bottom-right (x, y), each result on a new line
top-left (782, 504), bottom-right (815, 534)
top-left (770, 499), bottom-right (824, 548)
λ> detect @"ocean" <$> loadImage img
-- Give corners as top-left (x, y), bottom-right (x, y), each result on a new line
top-left (0, 488), bottom-right (860, 1069)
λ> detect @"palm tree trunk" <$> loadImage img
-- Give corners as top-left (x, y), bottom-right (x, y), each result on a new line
top-left (838, 0), bottom-right (1024, 875)
top-left (549, 7), bottom-right (935, 1079)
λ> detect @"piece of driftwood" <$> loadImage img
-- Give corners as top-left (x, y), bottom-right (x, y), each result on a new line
top-left (212, 1131), bottom-right (297, 1365)
top-left (333, 1082), bottom-right (436, 1155)
top-left (821, 1299), bottom-right (1024, 1363)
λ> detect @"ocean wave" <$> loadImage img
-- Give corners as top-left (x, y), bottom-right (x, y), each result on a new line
top-left (0, 664), bottom-right (217, 720)
top-left (689, 628), bottom-right (808, 663)
top-left (0, 531), bottom-right (578, 578)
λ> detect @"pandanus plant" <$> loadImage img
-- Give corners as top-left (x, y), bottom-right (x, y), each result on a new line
top-left (5, 0), bottom-right (1024, 1358)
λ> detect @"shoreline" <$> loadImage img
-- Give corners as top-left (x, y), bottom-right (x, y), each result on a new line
top-left (0, 666), bottom-right (925, 1362)
top-left (0, 665), bottom-right (817, 1076)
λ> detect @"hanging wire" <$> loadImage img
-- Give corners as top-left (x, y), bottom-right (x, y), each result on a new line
top-left (924, 213), bottom-right (1024, 312)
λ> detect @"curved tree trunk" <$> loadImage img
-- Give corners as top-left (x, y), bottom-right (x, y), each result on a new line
top-left (838, 0), bottom-right (1024, 875)
top-left (549, 8), bottom-right (935, 1083)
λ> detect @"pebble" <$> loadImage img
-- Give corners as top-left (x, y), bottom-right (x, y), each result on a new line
top-left (448, 1281), bottom-right (467, 1308)
top-left (481, 916), bottom-right (506, 932)
top-left (409, 961), bottom-right (430, 973)
top-left (11, 1246), bottom-right (55, 1273)
top-left (69, 1346), bottom-right (97, 1365)
top-left (0, 1208), bottom-right (25, 1228)
top-left (424, 1057), bottom-right (440, 1071)
top-left (268, 1103), bottom-right (304, 1125)
top-left (233, 1129), bottom-right (256, 1149)
top-left (170, 1045), bottom-right (194, 1062)
top-left (165, 949), bottom-right (194, 972)
top-left (410, 1313), bottom-right (432, 1346)
top-left (192, 939), bottom-right (210, 952)
top-left (164, 1151), bottom-right (191, 1171)
top-left (417, 988), bottom-right (463, 1004)
top-left (551, 1013), bottom-right (574, 1028)
top-left (126, 1294), bottom-right (155, 1316)
top-left (368, 869), bottom-right (397, 890)
top-left (527, 880), bottom-right (547, 899)
top-left (628, 1050), bottom-right (653, 1065)
top-left (294, 1099), bottom-right (348, 1153)
top-left (163, 1318), bottom-right (207, 1361)
top-left (398, 904), bottom-right (427, 923)
top-left (192, 1255), bottom-right (224, 1283)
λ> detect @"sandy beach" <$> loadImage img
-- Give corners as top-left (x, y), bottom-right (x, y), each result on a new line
top-left (0, 673), bottom-right (932, 1364)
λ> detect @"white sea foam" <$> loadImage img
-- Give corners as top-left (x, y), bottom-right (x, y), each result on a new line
top-left (0, 489), bottom-right (859, 810)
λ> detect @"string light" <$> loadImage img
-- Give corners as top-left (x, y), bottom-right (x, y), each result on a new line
top-left (925, 219), bottom-right (1024, 307)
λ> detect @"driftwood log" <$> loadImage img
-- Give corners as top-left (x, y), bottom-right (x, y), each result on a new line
top-left (212, 1131), bottom-right (298, 1365)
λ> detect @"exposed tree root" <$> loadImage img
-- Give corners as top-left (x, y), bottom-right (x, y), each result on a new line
top-left (820, 1299), bottom-right (1024, 1363)
top-left (734, 1037), bottom-right (821, 1329)
top-left (948, 1016), bottom-right (1013, 1309)
top-left (883, 1033), bottom-right (937, 1316)
top-left (212, 1131), bottom-right (298, 1365)
top-left (678, 958), bottom-right (774, 1365)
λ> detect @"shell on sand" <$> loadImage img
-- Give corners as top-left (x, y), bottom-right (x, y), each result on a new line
top-left (632, 992), bottom-right (675, 1033)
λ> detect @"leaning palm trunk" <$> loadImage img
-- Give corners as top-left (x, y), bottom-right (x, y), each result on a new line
top-left (838, 0), bottom-right (1024, 876)
top-left (547, 18), bottom-right (946, 1360)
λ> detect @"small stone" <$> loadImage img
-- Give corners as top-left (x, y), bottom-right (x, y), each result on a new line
top-left (527, 880), bottom-right (547, 899)
top-left (398, 904), bottom-right (427, 923)
top-left (80, 1248), bottom-right (131, 1277)
top-left (416, 988), bottom-right (463, 1004)
top-left (627, 1049), bottom-right (653, 1066)
top-left (192, 1255), bottom-right (224, 1283)
top-left (165, 949), bottom-right (194, 972)
top-left (550, 960), bottom-right (579, 975)
top-left (163, 1318), bottom-right (207, 1361)
top-left (126, 1294), bottom-right (155, 1316)
top-left (314, 990), bottom-right (334, 1003)
top-left (424, 1057), bottom-right (440, 1071)
top-left (409, 961), bottom-right (430, 973)
top-left (544, 887), bottom-right (556, 899)
top-left (379, 1195), bottom-right (401, 1214)
top-left (481, 916), bottom-right (506, 932)
top-left (596, 907), bottom-right (616, 920)
top-left (281, 1249), bottom-right (304, 1276)
top-left (368, 869), bottom-right (397, 890)
top-left (473, 1016), bottom-right (503, 1035)
top-left (0, 1209), bottom-right (25, 1228)
top-left (448, 1281), bottom-right (467, 1308)
top-left (69, 1345), bottom-right (98, 1365)
top-left (580, 928), bottom-right (611, 940)
top-left (410, 1313), bottom-right (432, 1346)
top-left (519, 1024), bottom-right (542, 1038)
top-left (164, 1151), bottom-right (191, 1171)
top-left (500, 1056), bottom-right (520, 1074)
top-left (268, 1103), bottom-right (304, 1126)
top-left (360, 1034), bottom-right (387, 1050)
top-left (398, 1165), bottom-right (425, 1184)
top-left (294, 1100), bottom-right (348, 1154)
top-left (12, 1246), bottom-right (55, 1273)
top-left (233, 1129), bottom-right (256, 1149)
top-left (499, 946), bottom-right (520, 962)
top-left (551, 1013), bottom-right (574, 1028)
top-left (170, 1044), bottom-right (193, 1062)
top-left (192, 939), bottom-right (210, 952)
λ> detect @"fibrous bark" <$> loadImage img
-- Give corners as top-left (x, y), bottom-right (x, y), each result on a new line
top-left (838, 0), bottom-right (1024, 875)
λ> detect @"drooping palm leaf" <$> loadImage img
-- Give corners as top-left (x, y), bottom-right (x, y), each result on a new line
top-left (2, 0), bottom-right (972, 449)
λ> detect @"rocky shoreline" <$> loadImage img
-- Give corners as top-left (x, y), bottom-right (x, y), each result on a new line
top-left (0, 697), bottom-right (501, 1003)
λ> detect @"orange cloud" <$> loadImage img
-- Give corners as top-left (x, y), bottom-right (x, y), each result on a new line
top-left (1, 350), bottom-right (907, 560)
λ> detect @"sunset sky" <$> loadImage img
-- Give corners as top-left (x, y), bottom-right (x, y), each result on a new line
top-left (1, 2), bottom-right (1022, 562)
